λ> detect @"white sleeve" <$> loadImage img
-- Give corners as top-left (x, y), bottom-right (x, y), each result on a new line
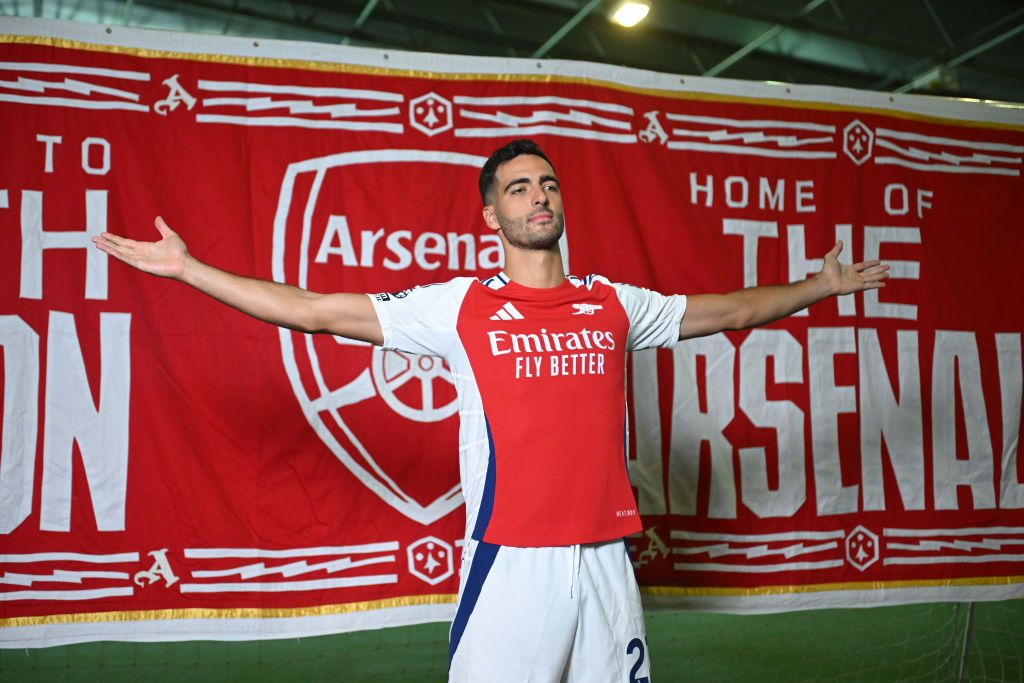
top-left (611, 282), bottom-right (687, 351)
top-left (368, 278), bottom-right (472, 357)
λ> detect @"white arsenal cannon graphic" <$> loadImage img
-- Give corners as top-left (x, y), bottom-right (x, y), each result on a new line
top-left (133, 548), bottom-right (179, 588)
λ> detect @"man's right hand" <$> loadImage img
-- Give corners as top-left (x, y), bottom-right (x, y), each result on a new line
top-left (92, 216), bottom-right (188, 279)
top-left (91, 215), bottom-right (384, 343)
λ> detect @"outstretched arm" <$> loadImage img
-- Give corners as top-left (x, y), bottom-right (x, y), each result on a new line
top-left (92, 217), bottom-right (384, 344)
top-left (679, 241), bottom-right (888, 340)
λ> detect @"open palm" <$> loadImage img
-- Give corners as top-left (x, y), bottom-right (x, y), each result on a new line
top-left (92, 216), bottom-right (188, 279)
top-left (820, 240), bottom-right (889, 295)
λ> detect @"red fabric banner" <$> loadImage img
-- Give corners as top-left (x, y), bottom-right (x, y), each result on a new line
top-left (1, 17), bottom-right (1022, 646)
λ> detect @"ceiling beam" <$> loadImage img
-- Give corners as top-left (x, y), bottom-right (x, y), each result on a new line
top-left (921, 0), bottom-right (955, 50)
top-left (702, 24), bottom-right (782, 78)
top-left (674, 0), bottom-right (1024, 94)
top-left (141, 0), bottom-right (871, 90)
top-left (359, 0), bottom-right (899, 88)
top-left (121, 0), bottom-right (135, 25)
top-left (679, 0), bottom-right (946, 64)
top-left (895, 20), bottom-right (1024, 93)
top-left (341, 0), bottom-right (380, 45)
top-left (531, 0), bottom-right (605, 58)
top-left (161, 0), bottom-right (397, 47)
top-left (701, 0), bottom-right (828, 77)
top-left (871, 6), bottom-right (1024, 90)
top-left (484, 0), bottom-right (890, 82)
top-left (480, 2), bottom-right (520, 57)
top-left (486, 0), bottom-right (905, 86)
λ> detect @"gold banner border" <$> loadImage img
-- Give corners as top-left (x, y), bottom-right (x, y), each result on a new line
top-left (641, 574), bottom-right (1024, 598)
top-left (0, 593), bottom-right (457, 629)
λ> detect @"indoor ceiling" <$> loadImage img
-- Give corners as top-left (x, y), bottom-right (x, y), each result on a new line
top-left (4, 0), bottom-right (1024, 104)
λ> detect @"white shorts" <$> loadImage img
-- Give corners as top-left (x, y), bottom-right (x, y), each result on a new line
top-left (448, 538), bottom-right (652, 683)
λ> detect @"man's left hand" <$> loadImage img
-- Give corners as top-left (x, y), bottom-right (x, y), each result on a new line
top-left (820, 240), bottom-right (890, 295)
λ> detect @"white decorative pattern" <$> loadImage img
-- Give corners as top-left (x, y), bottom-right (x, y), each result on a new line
top-left (873, 127), bottom-right (1023, 176)
top-left (662, 112), bottom-right (836, 159)
top-left (667, 529), bottom-right (846, 573)
top-left (196, 79), bottom-right (404, 132)
top-left (0, 552), bottom-right (140, 602)
top-left (0, 62), bottom-right (150, 111)
top-left (882, 527), bottom-right (1024, 566)
top-left (180, 543), bottom-right (399, 594)
top-left (453, 94), bottom-right (636, 143)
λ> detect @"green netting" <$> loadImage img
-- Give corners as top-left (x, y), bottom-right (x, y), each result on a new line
top-left (2, 601), bottom-right (1021, 682)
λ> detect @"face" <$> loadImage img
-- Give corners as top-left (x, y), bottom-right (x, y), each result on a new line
top-left (483, 154), bottom-right (564, 251)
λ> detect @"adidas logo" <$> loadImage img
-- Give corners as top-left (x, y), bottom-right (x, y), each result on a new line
top-left (572, 303), bottom-right (603, 315)
top-left (490, 302), bottom-right (525, 321)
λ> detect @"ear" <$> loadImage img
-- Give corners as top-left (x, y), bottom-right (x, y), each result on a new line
top-left (482, 205), bottom-right (500, 232)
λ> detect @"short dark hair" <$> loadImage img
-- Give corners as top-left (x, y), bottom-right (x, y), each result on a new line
top-left (478, 139), bottom-right (555, 205)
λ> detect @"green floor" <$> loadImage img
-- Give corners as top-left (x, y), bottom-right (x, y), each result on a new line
top-left (2, 601), bottom-right (1021, 682)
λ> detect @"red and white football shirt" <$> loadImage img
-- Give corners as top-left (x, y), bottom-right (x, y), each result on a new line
top-left (370, 273), bottom-right (686, 547)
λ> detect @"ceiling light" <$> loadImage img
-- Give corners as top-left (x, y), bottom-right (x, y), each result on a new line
top-left (610, 1), bottom-right (650, 28)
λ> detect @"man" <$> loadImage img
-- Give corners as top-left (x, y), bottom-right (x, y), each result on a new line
top-left (93, 139), bottom-right (887, 682)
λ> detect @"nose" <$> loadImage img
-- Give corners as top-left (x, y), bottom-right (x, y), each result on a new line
top-left (530, 184), bottom-right (549, 206)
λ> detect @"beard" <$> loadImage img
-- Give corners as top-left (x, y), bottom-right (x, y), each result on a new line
top-left (495, 206), bottom-right (565, 251)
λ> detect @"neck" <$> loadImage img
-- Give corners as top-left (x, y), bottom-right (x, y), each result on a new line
top-left (502, 245), bottom-right (566, 288)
